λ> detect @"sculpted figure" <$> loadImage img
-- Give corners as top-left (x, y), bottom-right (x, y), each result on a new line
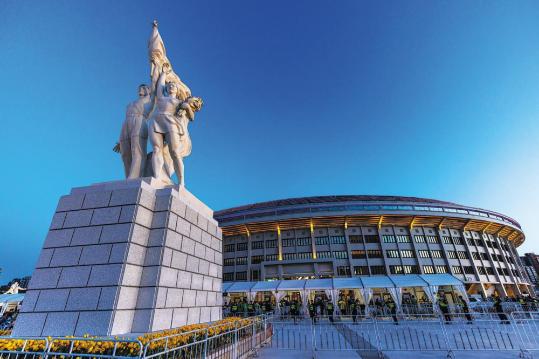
top-left (114, 21), bottom-right (203, 185)
top-left (148, 65), bottom-right (203, 185)
top-left (4, 282), bottom-right (25, 294)
top-left (114, 84), bottom-right (153, 178)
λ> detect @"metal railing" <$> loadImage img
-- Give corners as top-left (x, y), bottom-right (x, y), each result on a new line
top-left (0, 336), bottom-right (49, 359)
top-left (141, 315), bottom-right (270, 359)
top-left (0, 315), bottom-right (272, 359)
top-left (0, 336), bottom-right (142, 359)
top-left (267, 311), bottom-right (539, 357)
top-left (2, 311), bottom-right (538, 358)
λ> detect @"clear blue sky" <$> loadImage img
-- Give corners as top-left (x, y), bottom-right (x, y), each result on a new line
top-left (1, 0), bottom-right (538, 282)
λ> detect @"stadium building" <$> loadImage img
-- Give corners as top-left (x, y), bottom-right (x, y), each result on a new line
top-left (214, 195), bottom-right (532, 299)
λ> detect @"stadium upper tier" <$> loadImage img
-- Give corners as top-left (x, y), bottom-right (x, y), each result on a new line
top-left (214, 195), bottom-right (524, 246)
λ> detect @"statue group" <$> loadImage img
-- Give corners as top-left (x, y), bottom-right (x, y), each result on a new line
top-left (115, 21), bottom-right (203, 186)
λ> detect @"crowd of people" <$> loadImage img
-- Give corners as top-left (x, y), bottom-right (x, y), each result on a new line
top-left (223, 299), bottom-right (276, 317)
top-left (0, 311), bottom-right (17, 331)
top-left (223, 291), bottom-right (539, 326)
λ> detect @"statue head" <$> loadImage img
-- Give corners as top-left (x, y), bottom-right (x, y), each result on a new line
top-left (165, 82), bottom-right (179, 97)
top-left (138, 84), bottom-right (150, 97)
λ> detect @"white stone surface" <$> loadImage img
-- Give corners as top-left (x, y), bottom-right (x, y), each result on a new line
top-left (57, 194), bottom-right (85, 212)
top-left (14, 178), bottom-right (222, 337)
top-left (187, 307), bottom-right (201, 324)
top-left (136, 287), bottom-right (157, 309)
top-left (43, 229), bottom-right (74, 248)
top-left (82, 191), bottom-right (112, 209)
top-left (88, 264), bottom-right (123, 286)
top-left (200, 307), bottom-right (211, 323)
top-left (165, 288), bottom-right (183, 307)
top-left (35, 249), bottom-right (54, 268)
top-left (79, 244), bottom-right (112, 265)
top-left (66, 288), bottom-right (101, 310)
top-left (33, 289), bottom-right (68, 312)
top-left (71, 226), bottom-right (102, 246)
top-left (43, 312), bottom-right (79, 336)
top-left (57, 266), bottom-right (91, 287)
top-left (63, 209), bottom-right (93, 228)
top-left (12, 313), bottom-right (47, 336)
top-left (28, 268), bottom-right (62, 289)
top-left (117, 287), bottom-right (139, 310)
top-left (50, 247), bottom-right (82, 267)
top-left (177, 271), bottom-right (192, 289)
top-left (172, 308), bottom-right (188, 327)
top-left (111, 310), bottom-right (135, 334)
top-left (152, 308), bottom-right (173, 331)
top-left (121, 264), bottom-right (143, 286)
top-left (76, 311), bottom-right (113, 336)
top-left (100, 223), bottom-right (132, 243)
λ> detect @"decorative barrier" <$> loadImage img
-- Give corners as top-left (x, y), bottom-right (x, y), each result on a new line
top-left (268, 311), bottom-right (539, 357)
top-left (2, 312), bottom-right (538, 358)
top-left (0, 316), bottom-right (271, 359)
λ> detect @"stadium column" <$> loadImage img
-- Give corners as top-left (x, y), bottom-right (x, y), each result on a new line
top-left (448, 230), bottom-right (467, 279)
top-left (393, 226), bottom-right (404, 273)
top-left (436, 226), bottom-right (454, 276)
top-left (277, 225), bottom-right (283, 261)
top-left (246, 230), bottom-right (252, 282)
top-left (494, 232), bottom-right (520, 295)
top-left (344, 221), bottom-right (354, 276)
top-left (310, 221), bottom-right (317, 260)
top-left (479, 232), bottom-right (507, 297)
top-left (362, 230), bottom-right (371, 275)
top-left (408, 222), bottom-right (423, 275)
top-left (511, 244), bottom-right (531, 293)
top-left (460, 230), bottom-right (487, 298)
top-left (377, 223), bottom-right (391, 276)
top-left (409, 227), bottom-right (425, 274)
top-left (422, 227), bottom-right (437, 271)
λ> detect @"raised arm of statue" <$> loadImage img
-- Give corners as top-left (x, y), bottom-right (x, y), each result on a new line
top-left (156, 66), bottom-right (169, 98)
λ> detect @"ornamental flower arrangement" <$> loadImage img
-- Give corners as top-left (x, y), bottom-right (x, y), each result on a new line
top-left (0, 316), bottom-right (258, 357)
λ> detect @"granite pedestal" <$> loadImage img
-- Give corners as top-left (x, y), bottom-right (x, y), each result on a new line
top-left (12, 178), bottom-right (223, 336)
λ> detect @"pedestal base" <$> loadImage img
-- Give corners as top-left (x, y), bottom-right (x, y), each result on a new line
top-left (12, 178), bottom-right (223, 336)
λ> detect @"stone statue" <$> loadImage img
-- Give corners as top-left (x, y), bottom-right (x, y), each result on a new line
top-left (114, 21), bottom-right (203, 186)
top-left (113, 84), bottom-right (153, 178)
top-left (148, 65), bottom-right (203, 186)
top-left (4, 282), bottom-right (25, 294)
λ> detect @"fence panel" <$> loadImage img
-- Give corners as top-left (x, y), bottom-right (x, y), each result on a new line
top-left (269, 319), bottom-right (312, 350)
top-left (511, 311), bottom-right (539, 352)
top-left (0, 337), bottom-right (49, 359)
top-left (376, 316), bottom-right (449, 353)
top-left (443, 318), bottom-right (520, 352)
top-left (313, 316), bottom-right (378, 352)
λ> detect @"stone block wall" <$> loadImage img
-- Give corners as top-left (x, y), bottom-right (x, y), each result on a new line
top-left (12, 178), bottom-right (222, 337)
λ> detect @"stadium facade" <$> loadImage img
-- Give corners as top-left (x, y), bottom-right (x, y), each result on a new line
top-left (214, 195), bottom-right (532, 298)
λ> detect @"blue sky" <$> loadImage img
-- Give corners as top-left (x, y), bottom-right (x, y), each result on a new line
top-left (1, 0), bottom-right (538, 281)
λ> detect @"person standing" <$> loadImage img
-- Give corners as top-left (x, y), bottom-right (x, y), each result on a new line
top-left (338, 297), bottom-right (346, 318)
top-left (388, 300), bottom-right (399, 325)
top-left (327, 301), bottom-right (335, 323)
top-left (459, 296), bottom-right (473, 324)
top-left (351, 299), bottom-right (358, 323)
top-left (439, 298), bottom-right (451, 323)
top-left (494, 297), bottom-right (509, 324)
top-left (308, 301), bottom-right (316, 324)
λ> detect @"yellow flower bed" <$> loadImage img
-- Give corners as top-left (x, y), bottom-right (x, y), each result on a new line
top-left (0, 330), bottom-right (11, 337)
top-left (0, 316), bottom-right (256, 356)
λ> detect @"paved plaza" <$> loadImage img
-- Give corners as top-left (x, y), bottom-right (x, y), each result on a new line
top-left (257, 316), bottom-right (539, 358)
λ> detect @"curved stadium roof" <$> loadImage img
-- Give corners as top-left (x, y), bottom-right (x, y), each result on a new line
top-left (214, 195), bottom-right (525, 246)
